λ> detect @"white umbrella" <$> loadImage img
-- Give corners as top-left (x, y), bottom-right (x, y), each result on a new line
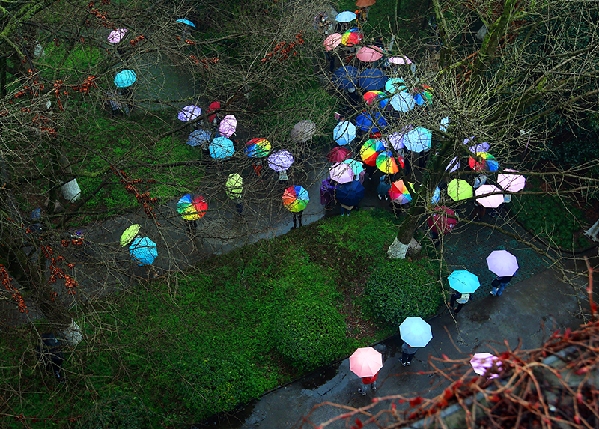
top-left (399, 317), bottom-right (432, 347)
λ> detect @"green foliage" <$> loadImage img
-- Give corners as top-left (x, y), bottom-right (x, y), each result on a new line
top-left (364, 258), bottom-right (443, 326)
top-left (76, 389), bottom-right (155, 429)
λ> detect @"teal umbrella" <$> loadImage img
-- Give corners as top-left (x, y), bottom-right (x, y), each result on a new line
top-left (129, 237), bottom-right (157, 266)
top-left (115, 70), bottom-right (137, 88)
top-left (448, 270), bottom-right (480, 293)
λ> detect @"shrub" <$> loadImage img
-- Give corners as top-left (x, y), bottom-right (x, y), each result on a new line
top-left (76, 389), bottom-right (154, 429)
top-left (364, 259), bottom-right (442, 326)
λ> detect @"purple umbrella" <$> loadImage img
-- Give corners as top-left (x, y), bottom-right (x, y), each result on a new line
top-left (463, 137), bottom-right (490, 154)
top-left (475, 185), bottom-right (504, 208)
top-left (470, 353), bottom-right (502, 379)
top-left (108, 28), bottom-right (128, 44)
top-left (446, 157), bottom-right (460, 173)
top-left (178, 105), bottom-right (201, 121)
top-left (329, 162), bottom-right (354, 184)
top-left (267, 150), bottom-right (294, 172)
top-left (486, 250), bottom-right (519, 277)
top-left (320, 178), bottom-right (337, 206)
top-left (382, 132), bottom-right (405, 150)
top-left (219, 115), bottom-right (237, 137)
top-left (498, 169), bottom-right (526, 192)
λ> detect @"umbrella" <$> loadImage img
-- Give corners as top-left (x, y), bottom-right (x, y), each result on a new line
top-left (225, 174), bottom-right (243, 200)
top-left (389, 180), bottom-right (412, 204)
top-left (108, 28), bottom-right (128, 44)
top-left (332, 66), bottom-right (359, 89)
top-left (129, 237), bottom-right (157, 266)
top-left (403, 127), bottom-right (431, 153)
top-left (356, 112), bottom-right (387, 133)
top-left (431, 186), bottom-right (441, 204)
top-left (329, 162), bottom-right (354, 184)
top-left (413, 85), bottom-right (433, 105)
top-left (187, 129), bottom-right (211, 147)
top-left (359, 139), bottom-right (386, 166)
top-left (177, 194), bottom-right (207, 220)
top-left (376, 150), bottom-right (403, 174)
top-left (120, 224), bottom-right (140, 247)
top-left (178, 105), bottom-right (201, 121)
top-left (343, 158), bottom-right (364, 176)
top-left (475, 185), bottom-right (504, 208)
top-left (388, 56), bottom-right (412, 65)
top-left (320, 178), bottom-right (337, 206)
top-left (114, 70), bottom-right (136, 88)
top-left (267, 150), bottom-right (294, 171)
top-left (448, 270), bottom-right (480, 293)
top-left (390, 91), bottom-right (415, 112)
top-left (446, 157), bottom-right (460, 173)
top-left (219, 115), bottom-right (237, 137)
top-left (290, 120), bottom-right (316, 143)
top-left (357, 46), bottom-right (383, 62)
top-left (245, 138), bottom-right (271, 157)
top-left (363, 90), bottom-right (384, 105)
top-left (336, 11), bottom-right (356, 22)
top-left (486, 250), bottom-right (519, 277)
top-left (176, 18), bottom-right (195, 27)
top-left (335, 180), bottom-right (365, 207)
top-left (427, 206), bottom-right (457, 235)
top-left (399, 317), bottom-right (432, 348)
top-left (356, 0), bottom-right (376, 7)
top-left (464, 136), bottom-right (490, 154)
top-left (382, 132), bottom-right (405, 150)
top-left (470, 353), bottom-right (502, 379)
top-left (333, 121), bottom-right (357, 146)
top-left (385, 78), bottom-right (407, 94)
top-left (349, 347), bottom-right (383, 378)
top-left (207, 101), bottom-right (220, 122)
top-left (209, 136), bottom-right (235, 159)
top-left (440, 117), bottom-right (449, 132)
top-left (447, 179), bottom-right (473, 202)
top-left (327, 146), bottom-right (352, 163)
top-left (498, 169), bottom-right (526, 192)
top-left (469, 152), bottom-right (499, 171)
top-left (358, 68), bottom-right (387, 91)
top-left (340, 29), bottom-right (363, 46)
top-left (324, 33), bottom-right (343, 51)
top-left (283, 186), bottom-right (309, 213)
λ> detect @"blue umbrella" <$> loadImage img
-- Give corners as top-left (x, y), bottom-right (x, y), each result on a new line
top-left (403, 127), bottom-right (432, 153)
top-left (358, 68), bottom-right (387, 91)
top-left (209, 136), bottom-right (235, 159)
top-left (335, 180), bottom-right (365, 207)
top-left (448, 270), bottom-right (480, 293)
top-left (356, 111), bottom-right (387, 133)
top-left (333, 121), bottom-right (357, 146)
top-left (176, 18), bottom-right (195, 27)
top-left (187, 129), bottom-right (211, 147)
top-left (390, 91), bottom-right (415, 112)
top-left (332, 66), bottom-right (359, 89)
top-left (129, 237), bottom-right (157, 266)
top-left (114, 70), bottom-right (137, 88)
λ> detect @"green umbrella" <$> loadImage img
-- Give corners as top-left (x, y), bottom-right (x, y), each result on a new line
top-left (226, 174), bottom-right (243, 200)
top-left (121, 224), bottom-right (140, 247)
top-left (447, 179), bottom-right (473, 202)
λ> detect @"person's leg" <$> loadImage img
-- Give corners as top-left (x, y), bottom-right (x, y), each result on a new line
top-left (450, 293), bottom-right (457, 309)
top-left (496, 282), bottom-right (508, 296)
top-left (401, 351), bottom-right (408, 364)
top-left (454, 303), bottom-right (464, 314)
top-left (298, 211), bottom-right (303, 227)
top-left (293, 213), bottom-right (298, 228)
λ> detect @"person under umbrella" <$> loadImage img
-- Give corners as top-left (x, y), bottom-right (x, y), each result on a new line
top-left (427, 206), bottom-right (457, 247)
top-left (335, 179), bottom-right (365, 216)
top-left (283, 185), bottom-right (309, 229)
top-left (399, 317), bottom-right (432, 366)
top-left (226, 174), bottom-right (244, 216)
top-left (487, 250), bottom-right (519, 296)
top-left (447, 270), bottom-right (480, 314)
top-left (349, 347), bottom-right (383, 395)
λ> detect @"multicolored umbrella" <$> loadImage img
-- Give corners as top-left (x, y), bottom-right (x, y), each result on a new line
top-left (187, 129), bottom-right (211, 147)
top-left (349, 347), bottom-right (383, 378)
top-left (176, 18), bottom-right (195, 27)
top-left (475, 185), bottom-right (504, 208)
top-left (108, 28), bottom-right (128, 44)
top-left (447, 179), bottom-right (473, 201)
top-left (390, 91), bottom-right (415, 112)
top-left (120, 224), bottom-right (140, 247)
top-left (469, 152), bottom-right (499, 171)
top-left (358, 68), bottom-right (387, 91)
top-left (329, 162), bottom-right (354, 184)
top-left (363, 91), bottom-right (384, 105)
top-left (388, 55), bottom-right (412, 65)
top-left (178, 105), bottom-right (201, 121)
top-left (376, 150), bottom-right (403, 174)
top-left (336, 11), bottom-right (356, 22)
top-left (333, 121), bottom-right (357, 146)
top-left (385, 77), bottom-right (407, 94)
top-left (356, 111), bottom-right (387, 133)
top-left (413, 85), bottom-right (432, 105)
top-left (389, 180), bottom-right (412, 204)
top-left (245, 138), bottom-right (271, 157)
top-left (403, 127), bottom-right (431, 153)
top-left (177, 194), bottom-right (207, 220)
top-left (487, 250), bottom-right (519, 277)
top-left (427, 206), bottom-right (457, 235)
top-left (470, 353), bottom-right (502, 379)
top-left (340, 29), bottom-right (363, 46)
top-left (448, 270), bottom-right (480, 293)
top-left (357, 46), bottom-right (383, 62)
top-left (399, 317), bottom-right (432, 348)
top-left (267, 150), bottom-right (294, 172)
top-left (332, 66), bottom-right (359, 89)
top-left (114, 70), bottom-right (136, 88)
top-left (209, 136), bottom-right (235, 159)
top-left (290, 120), bottom-right (316, 143)
top-left (225, 174), bottom-right (243, 200)
top-left (282, 186), bottom-right (309, 213)
top-left (360, 139), bottom-right (386, 166)
top-left (327, 146), bottom-right (352, 163)
top-left (324, 33), bottom-right (343, 51)
top-left (335, 180), bottom-right (365, 207)
top-left (498, 169), bottom-right (526, 192)
top-left (219, 115), bottom-right (237, 137)
top-left (129, 237), bottom-right (157, 266)
top-left (343, 158), bottom-right (364, 176)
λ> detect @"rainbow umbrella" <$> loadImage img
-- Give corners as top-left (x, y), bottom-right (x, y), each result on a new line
top-left (329, 162), bottom-right (354, 184)
top-left (178, 105), bottom-right (201, 121)
top-left (357, 46), bottom-right (383, 62)
top-left (333, 121), bottom-right (356, 146)
top-left (360, 139), bottom-right (385, 166)
top-left (177, 194), bottom-right (207, 220)
top-left (324, 33), bottom-right (342, 51)
top-left (475, 185), bottom-right (504, 208)
top-left (343, 158), bottom-right (364, 177)
top-left (447, 179), bottom-right (473, 202)
top-left (340, 29), bottom-right (363, 46)
top-left (469, 152), bottom-right (499, 171)
top-left (108, 28), bottom-right (128, 44)
top-left (498, 169), bottom-right (526, 192)
top-left (389, 180), bottom-right (412, 204)
top-left (413, 85), bottom-right (432, 105)
top-left (282, 186), bottom-right (309, 213)
top-left (327, 146), bottom-right (351, 162)
top-left (176, 18), bottom-right (195, 27)
top-left (245, 138), bottom-right (271, 157)
top-left (129, 237), bottom-right (157, 266)
top-left (363, 91), bottom-right (383, 105)
top-left (376, 150), bottom-right (402, 174)
top-left (209, 136), bottom-right (235, 159)
top-left (267, 150), bottom-right (294, 171)
top-left (114, 70), bottom-right (136, 88)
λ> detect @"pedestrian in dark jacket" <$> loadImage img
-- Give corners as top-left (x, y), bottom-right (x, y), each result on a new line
top-left (401, 342), bottom-right (417, 366)
top-left (490, 274), bottom-right (516, 296)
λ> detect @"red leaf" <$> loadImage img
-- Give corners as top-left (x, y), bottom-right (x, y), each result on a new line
top-left (355, 418), bottom-right (363, 428)
top-left (409, 397), bottom-right (423, 407)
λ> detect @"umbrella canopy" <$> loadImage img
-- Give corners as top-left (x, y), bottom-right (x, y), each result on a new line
top-left (219, 115), bottom-right (237, 137)
top-left (376, 150), bottom-right (403, 174)
top-left (245, 138), bottom-right (271, 158)
top-left (340, 29), bottom-right (363, 46)
top-left (358, 68), bottom-right (387, 91)
top-left (267, 150), bottom-right (294, 171)
top-left (207, 101), bottom-right (220, 122)
top-left (336, 11), bottom-right (356, 22)
top-left (363, 90), bottom-right (384, 105)
top-left (291, 120), bottom-right (316, 143)
top-left (388, 55), bottom-right (412, 65)
top-left (431, 186), bottom-right (441, 204)
top-left (120, 224), bottom-right (140, 247)
top-left (399, 317), bottom-right (432, 348)
top-left (327, 146), bottom-right (351, 163)
top-left (108, 28), bottom-right (128, 44)
top-left (177, 194), bottom-right (207, 220)
top-left (329, 162), bottom-right (354, 184)
top-left (176, 18), bottom-right (195, 27)
top-left (448, 270), bottom-right (480, 293)
top-left (359, 139), bottom-right (386, 166)
top-left (335, 180), bottom-right (365, 207)
top-left (498, 169), bottom-right (526, 192)
top-left (343, 158), bottom-right (364, 176)
top-left (390, 91), bottom-right (415, 112)
top-left (382, 132), bottom-right (405, 150)
top-left (475, 185), bottom-right (504, 208)
top-left (114, 70), bottom-right (136, 88)
top-left (413, 85), bottom-right (433, 106)
top-left (385, 78), bottom-right (407, 94)
top-left (333, 121), bottom-right (357, 146)
top-left (447, 179), bottom-right (473, 202)
top-left (470, 353), bottom-right (502, 379)
top-left (320, 178), bottom-right (337, 206)
top-left (129, 237), bottom-right (157, 266)
top-left (446, 157), bottom-right (460, 173)
top-left (209, 136), bottom-right (235, 159)
top-left (486, 250), bottom-right (519, 277)
top-left (349, 347), bottom-right (383, 378)
top-left (356, 0), bottom-right (376, 7)
top-left (427, 206), bottom-right (457, 235)
top-left (469, 152), bottom-right (499, 172)
top-left (356, 111), bottom-right (387, 133)
top-left (357, 46), bottom-right (383, 62)
top-left (389, 180), bottom-right (412, 204)
top-left (225, 174), bottom-right (243, 200)
top-left (440, 117), bottom-right (449, 132)
top-left (187, 129), bottom-right (211, 147)
top-left (332, 66), bottom-right (359, 89)
top-left (283, 185), bottom-right (309, 213)
top-left (178, 105), bottom-right (201, 121)
top-left (403, 127), bottom-right (431, 153)
top-left (324, 33), bottom-right (343, 51)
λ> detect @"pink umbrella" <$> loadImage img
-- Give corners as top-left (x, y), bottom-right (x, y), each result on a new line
top-left (427, 206), bottom-right (457, 235)
top-left (388, 56), bottom-right (412, 65)
top-left (178, 105), bottom-right (201, 121)
top-left (108, 28), bottom-right (128, 44)
top-left (475, 185), bottom-right (504, 208)
top-left (349, 347), bottom-right (383, 378)
top-left (329, 162), bottom-right (354, 184)
top-left (323, 33), bottom-right (343, 51)
top-left (498, 169), bottom-right (526, 192)
top-left (357, 46), bottom-right (383, 62)
top-left (486, 250), bottom-right (519, 276)
top-left (470, 353), bottom-right (502, 379)
top-left (219, 115), bottom-right (237, 137)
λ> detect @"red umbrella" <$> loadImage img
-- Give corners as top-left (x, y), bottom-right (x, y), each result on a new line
top-left (427, 206), bottom-right (457, 234)
top-left (349, 347), bottom-right (383, 378)
top-left (207, 101), bottom-right (220, 122)
top-left (327, 146), bottom-right (352, 162)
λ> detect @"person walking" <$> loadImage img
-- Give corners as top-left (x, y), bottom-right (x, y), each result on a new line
top-left (377, 175), bottom-right (391, 201)
top-left (450, 292), bottom-right (470, 314)
top-left (490, 273), bottom-right (516, 296)
top-left (358, 371), bottom-right (378, 395)
top-left (401, 342), bottom-right (417, 366)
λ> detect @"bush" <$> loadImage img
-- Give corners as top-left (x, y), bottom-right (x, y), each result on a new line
top-left (365, 259), bottom-right (442, 326)
top-left (76, 389), bottom-right (154, 429)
